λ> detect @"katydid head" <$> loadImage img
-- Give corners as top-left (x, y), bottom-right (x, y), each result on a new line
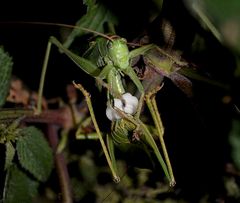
top-left (108, 38), bottom-right (130, 70)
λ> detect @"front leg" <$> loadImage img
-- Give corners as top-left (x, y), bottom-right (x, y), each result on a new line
top-left (73, 81), bottom-right (120, 183)
top-left (123, 66), bottom-right (145, 119)
top-left (113, 107), bottom-right (171, 184)
top-left (37, 36), bottom-right (101, 115)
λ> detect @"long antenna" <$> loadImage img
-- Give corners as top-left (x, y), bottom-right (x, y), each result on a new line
top-left (0, 21), bottom-right (113, 41)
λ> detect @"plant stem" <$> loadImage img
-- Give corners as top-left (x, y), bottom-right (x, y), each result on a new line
top-left (47, 124), bottom-right (73, 203)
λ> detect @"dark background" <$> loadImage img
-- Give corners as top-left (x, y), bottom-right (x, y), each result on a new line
top-left (0, 0), bottom-right (235, 96)
top-left (0, 0), bottom-right (86, 98)
top-left (0, 0), bottom-right (237, 202)
top-left (0, 0), bottom-right (164, 98)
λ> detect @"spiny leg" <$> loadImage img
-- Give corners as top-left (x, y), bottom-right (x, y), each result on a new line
top-left (99, 75), bottom-right (171, 183)
top-left (73, 81), bottom-right (120, 183)
top-left (76, 116), bottom-right (99, 140)
top-left (113, 107), bottom-right (171, 182)
top-left (37, 36), bottom-right (100, 115)
top-left (106, 133), bottom-right (118, 178)
top-left (123, 66), bottom-right (145, 119)
top-left (145, 84), bottom-right (176, 187)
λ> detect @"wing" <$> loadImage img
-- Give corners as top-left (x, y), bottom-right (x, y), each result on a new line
top-left (83, 36), bottom-right (109, 68)
top-left (169, 72), bottom-right (193, 97)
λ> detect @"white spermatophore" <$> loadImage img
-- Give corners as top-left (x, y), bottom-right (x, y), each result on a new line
top-left (106, 93), bottom-right (139, 121)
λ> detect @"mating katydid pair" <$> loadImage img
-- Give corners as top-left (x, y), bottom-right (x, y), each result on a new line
top-left (36, 24), bottom-right (176, 187)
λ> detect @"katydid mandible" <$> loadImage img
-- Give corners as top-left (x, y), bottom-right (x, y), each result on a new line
top-left (36, 26), bottom-right (175, 186)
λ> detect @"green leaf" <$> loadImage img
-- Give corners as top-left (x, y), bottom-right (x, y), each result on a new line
top-left (0, 46), bottom-right (13, 107)
top-left (3, 164), bottom-right (39, 203)
top-left (151, 0), bottom-right (163, 11)
top-left (63, 0), bottom-right (118, 48)
top-left (229, 119), bottom-right (240, 170)
top-left (4, 142), bottom-right (15, 170)
top-left (184, 0), bottom-right (240, 53)
top-left (16, 126), bottom-right (54, 182)
top-left (79, 151), bottom-right (97, 185)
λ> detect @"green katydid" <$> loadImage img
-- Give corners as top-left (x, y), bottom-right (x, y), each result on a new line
top-left (36, 25), bottom-right (176, 186)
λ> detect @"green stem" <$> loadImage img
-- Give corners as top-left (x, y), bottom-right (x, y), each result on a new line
top-left (0, 108), bottom-right (33, 121)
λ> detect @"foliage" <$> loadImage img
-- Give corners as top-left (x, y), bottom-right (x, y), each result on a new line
top-left (184, 0), bottom-right (240, 48)
top-left (0, 48), bottom-right (53, 203)
top-left (66, 150), bottom-right (175, 202)
top-left (0, 46), bottom-right (13, 107)
top-left (184, 0), bottom-right (240, 76)
top-left (229, 119), bottom-right (240, 170)
top-left (0, 120), bottom-right (54, 202)
top-left (3, 164), bottom-right (39, 203)
top-left (63, 0), bottom-right (118, 49)
top-left (1, 0), bottom-right (240, 202)
top-left (16, 126), bottom-right (54, 182)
